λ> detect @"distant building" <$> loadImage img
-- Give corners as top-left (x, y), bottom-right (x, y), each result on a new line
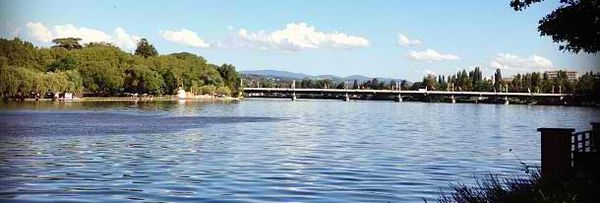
top-left (545, 70), bottom-right (577, 81)
top-left (501, 77), bottom-right (513, 83)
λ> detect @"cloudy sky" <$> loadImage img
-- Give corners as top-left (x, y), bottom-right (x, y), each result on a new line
top-left (1, 0), bottom-right (597, 80)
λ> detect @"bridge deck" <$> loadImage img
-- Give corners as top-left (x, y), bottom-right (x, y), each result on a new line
top-left (243, 88), bottom-right (573, 97)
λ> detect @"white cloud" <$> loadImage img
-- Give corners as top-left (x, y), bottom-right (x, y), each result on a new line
top-left (26, 22), bottom-right (53, 42)
top-left (397, 34), bottom-right (421, 46)
top-left (159, 29), bottom-right (210, 48)
top-left (408, 49), bottom-right (460, 62)
top-left (25, 22), bottom-right (141, 50)
top-left (490, 53), bottom-right (553, 72)
top-left (53, 24), bottom-right (112, 43)
top-left (423, 69), bottom-right (436, 75)
top-left (223, 22), bottom-right (369, 51)
top-left (112, 27), bottom-right (141, 50)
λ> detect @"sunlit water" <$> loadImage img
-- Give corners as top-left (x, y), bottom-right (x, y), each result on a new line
top-left (1, 99), bottom-right (599, 202)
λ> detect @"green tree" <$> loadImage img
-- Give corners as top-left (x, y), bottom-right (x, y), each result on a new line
top-left (161, 69), bottom-right (179, 95)
top-left (78, 61), bottom-right (124, 95)
top-left (0, 37), bottom-right (231, 97)
top-left (52, 38), bottom-right (83, 50)
top-left (511, 0), bottom-right (600, 53)
top-left (576, 72), bottom-right (597, 94)
top-left (199, 85), bottom-right (216, 95)
top-left (216, 86), bottom-right (231, 96)
top-left (217, 64), bottom-right (241, 96)
top-left (422, 74), bottom-right (438, 90)
top-left (47, 55), bottom-right (78, 72)
top-left (124, 65), bottom-right (165, 94)
top-left (494, 68), bottom-right (503, 91)
top-left (134, 38), bottom-right (158, 58)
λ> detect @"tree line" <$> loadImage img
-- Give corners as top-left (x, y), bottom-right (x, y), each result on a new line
top-left (245, 77), bottom-right (411, 90)
top-left (416, 67), bottom-right (598, 95)
top-left (243, 66), bottom-right (598, 100)
top-left (0, 37), bottom-right (241, 99)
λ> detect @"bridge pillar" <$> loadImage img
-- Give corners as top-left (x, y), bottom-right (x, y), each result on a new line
top-left (291, 80), bottom-right (297, 101)
top-left (504, 96), bottom-right (509, 105)
top-left (450, 95), bottom-right (456, 103)
top-left (344, 92), bottom-right (350, 102)
top-left (395, 93), bottom-right (402, 102)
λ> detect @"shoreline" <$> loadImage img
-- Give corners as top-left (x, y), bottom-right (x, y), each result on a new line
top-left (7, 95), bottom-right (241, 103)
top-left (2, 96), bottom-right (598, 107)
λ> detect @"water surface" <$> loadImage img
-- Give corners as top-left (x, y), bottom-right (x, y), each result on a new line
top-left (1, 99), bottom-right (598, 202)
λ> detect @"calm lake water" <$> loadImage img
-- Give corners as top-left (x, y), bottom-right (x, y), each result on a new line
top-left (1, 99), bottom-right (599, 202)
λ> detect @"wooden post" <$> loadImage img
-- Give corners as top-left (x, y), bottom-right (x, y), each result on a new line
top-left (538, 128), bottom-right (575, 180)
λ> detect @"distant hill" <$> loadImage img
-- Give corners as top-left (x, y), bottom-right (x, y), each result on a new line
top-left (239, 70), bottom-right (310, 79)
top-left (240, 69), bottom-right (405, 83)
top-left (344, 75), bottom-right (371, 82)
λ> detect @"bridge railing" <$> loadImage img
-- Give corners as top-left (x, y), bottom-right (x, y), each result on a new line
top-left (242, 87), bottom-right (574, 97)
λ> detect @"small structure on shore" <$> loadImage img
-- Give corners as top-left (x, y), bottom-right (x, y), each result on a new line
top-left (63, 93), bottom-right (74, 100)
top-left (177, 88), bottom-right (187, 99)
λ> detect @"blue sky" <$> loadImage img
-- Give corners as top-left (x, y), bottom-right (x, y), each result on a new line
top-left (1, 0), bottom-right (598, 81)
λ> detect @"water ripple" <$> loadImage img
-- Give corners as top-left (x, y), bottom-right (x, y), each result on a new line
top-left (1, 100), bottom-right (599, 202)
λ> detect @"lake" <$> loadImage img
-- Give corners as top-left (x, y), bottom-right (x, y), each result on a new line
top-left (1, 99), bottom-right (599, 202)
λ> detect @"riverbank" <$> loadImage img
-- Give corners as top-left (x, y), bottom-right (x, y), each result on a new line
top-left (9, 95), bottom-right (241, 103)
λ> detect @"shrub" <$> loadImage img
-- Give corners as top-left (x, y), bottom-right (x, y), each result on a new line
top-left (216, 86), bottom-right (231, 96)
top-left (199, 85), bottom-right (216, 95)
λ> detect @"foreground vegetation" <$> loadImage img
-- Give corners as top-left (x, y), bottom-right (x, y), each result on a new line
top-left (436, 165), bottom-right (600, 203)
top-left (0, 37), bottom-right (241, 99)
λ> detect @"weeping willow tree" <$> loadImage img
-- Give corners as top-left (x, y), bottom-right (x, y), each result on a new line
top-left (0, 37), bottom-right (242, 99)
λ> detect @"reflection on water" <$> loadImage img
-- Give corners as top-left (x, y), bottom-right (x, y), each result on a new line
top-left (1, 99), bottom-right (599, 202)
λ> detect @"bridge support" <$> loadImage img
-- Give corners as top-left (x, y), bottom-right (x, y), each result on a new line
top-left (504, 96), bottom-right (509, 105)
top-left (450, 95), bottom-right (456, 103)
top-left (291, 80), bottom-right (297, 101)
top-left (344, 93), bottom-right (350, 102)
top-left (395, 93), bottom-right (402, 102)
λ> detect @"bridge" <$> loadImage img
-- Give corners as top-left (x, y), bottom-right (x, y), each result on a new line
top-left (243, 87), bottom-right (573, 104)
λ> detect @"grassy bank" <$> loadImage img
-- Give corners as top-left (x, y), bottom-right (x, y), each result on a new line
top-left (435, 167), bottom-right (600, 203)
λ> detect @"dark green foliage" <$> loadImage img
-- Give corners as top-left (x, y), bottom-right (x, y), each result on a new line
top-left (161, 69), bottom-right (178, 95)
top-left (511, 0), bottom-right (600, 53)
top-left (217, 64), bottom-right (241, 95)
top-left (124, 65), bottom-right (164, 94)
top-left (47, 55), bottom-right (78, 72)
top-left (423, 74), bottom-right (437, 90)
top-left (0, 38), bottom-right (45, 71)
top-left (51, 38), bottom-right (83, 50)
top-left (0, 37), bottom-right (238, 98)
top-left (78, 61), bottom-right (124, 94)
top-left (494, 68), bottom-right (503, 91)
top-left (134, 38), bottom-right (158, 58)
